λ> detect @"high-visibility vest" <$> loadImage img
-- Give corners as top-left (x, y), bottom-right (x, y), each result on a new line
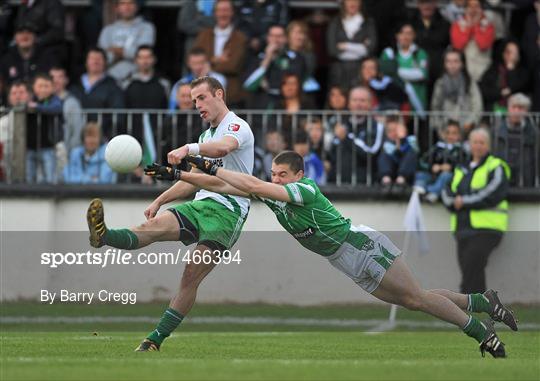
top-left (450, 155), bottom-right (511, 232)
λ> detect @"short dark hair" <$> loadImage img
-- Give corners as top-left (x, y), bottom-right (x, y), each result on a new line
top-left (188, 47), bottom-right (208, 58)
top-left (32, 73), bottom-right (53, 85)
top-left (86, 46), bottom-right (107, 62)
top-left (273, 150), bottom-right (304, 173)
top-left (445, 119), bottom-right (461, 130)
top-left (136, 44), bottom-right (154, 56)
top-left (8, 80), bottom-right (30, 94)
top-left (190, 76), bottom-right (226, 102)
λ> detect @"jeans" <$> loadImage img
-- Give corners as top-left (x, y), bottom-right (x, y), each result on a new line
top-left (414, 171), bottom-right (453, 195)
top-left (26, 148), bottom-right (56, 184)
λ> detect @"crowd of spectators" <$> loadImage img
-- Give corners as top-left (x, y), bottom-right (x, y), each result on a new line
top-left (0, 0), bottom-right (538, 193)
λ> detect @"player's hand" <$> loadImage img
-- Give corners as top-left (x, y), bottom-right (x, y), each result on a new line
top-left (168, 145), bottom-right (189, 165)
top-left (144, 163), bottom-right (181, 181)
top-left (185, 155), bottom-right (219, 175)
top-left (144, 201), bottom-right (161, 220)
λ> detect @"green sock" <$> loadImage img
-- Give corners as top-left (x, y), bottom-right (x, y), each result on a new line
top-left (467, 293), bottom-right (490, 313)
top-left (462, 316), bottom-right (487, 343)
top-left (104, 228), bottom-right (139, 249)
top-left (147, 308), bottom-right (184, 345)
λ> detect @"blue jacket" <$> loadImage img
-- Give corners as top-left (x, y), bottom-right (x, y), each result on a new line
top-left (63, 145), bottom-right (116, 184)
top-left (304, 153), bottom-right (326, 185)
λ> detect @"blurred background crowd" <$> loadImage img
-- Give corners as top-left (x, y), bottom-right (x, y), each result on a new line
top-left (0, 0), bottom-right (538, 197)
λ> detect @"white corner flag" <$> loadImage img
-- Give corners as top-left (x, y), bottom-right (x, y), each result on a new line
top-left (403, 190), bottom-right (430, 255)
top-left (370, 190), bottom-right (430, 333)
top-left (142, 113), bottom-right (157, 167)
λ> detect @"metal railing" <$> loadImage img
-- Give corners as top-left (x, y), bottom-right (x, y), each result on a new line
top-left (1, 108), bottom-right (539, 188)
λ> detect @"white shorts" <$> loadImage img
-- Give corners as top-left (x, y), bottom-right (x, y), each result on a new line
top-left (327, 225), bottom-right (401, 293)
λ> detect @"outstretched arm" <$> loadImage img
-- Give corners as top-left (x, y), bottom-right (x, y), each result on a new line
top-left (180, 171), bottom-right (250, 198)
top-left (216, 168), bottom-right (291, 202)
top-left (186, 156), bottom-right (293, 203)
top-left (168, 136), bottom-right (239, 164)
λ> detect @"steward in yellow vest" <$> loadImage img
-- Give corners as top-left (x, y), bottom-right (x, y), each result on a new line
top-left (442, 154), bottom-right (511, 234)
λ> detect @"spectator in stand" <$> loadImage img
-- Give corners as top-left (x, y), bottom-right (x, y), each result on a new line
top-left (0, 81), bottom-right (31, 169)
top-left (325, 85), bottom-right (348, 111)
top-left (243, 24), bottom-right (306, 108)
top-left (192, 0), bottom-right (247, 108)
top-left (494, 93), bottom-right (538, 187)
top-left (70, 47), bottom-right (125, 139)
top-left (49, 66), bottom-right (84, 155)
top-left (377, 114), bottom-right (418, 194)
top-left (328, 86), bottom-right (384, 184)
top-left (98, 0), bottom-right (156, 82)
top-left (168, 48), bottom-right (227, 111)
top-left (124, 45), bottom-right (169, 110)
top-left (479, 40), bottom-right (530, 113)
top-left (0, 23), bottom-right (57, 86)
top-left (326, 0), bottom-right (377, 86)
top-left (276, 73), bottom-right (316, 112)
top-left (123, 45), bottom-right (169, 168)
top-left (441, 0), bottom-right (466, 23)
top-left (408, 0), bottom-right (450, 96)
top-left (415, 120), bottom-right (467, 203)
top-left (236, 0), bottom-right (289, 56)
top-left (14, 0), bottom-right (65, 62)
top-left (287, 20), bottom-right (320, 94)
top-left (176, 0), bottom-right (215, 75)
top-left (262, 130), bottom-right (287, 180)
top-left (357, 56), bottom-right (408, 111)
top-left (63, 122), bottom-right (116, 184)
top-left (304, 117), bottom-right (332, 175)
top-left (293, 129), bottom-right (326, 185)
top-left (380, 23), bottom-right (429, 115)
top-left (26, 73), bottom-right (63, 184)
top-left (174, 83), bottom-right (194, 111)
top-left (442, 127), bottom-right (510, 293)
top-left (364, 0), bottom-right (406, 55)
top-left (521, 1), bottom-right (540, 111)
top-left (450, 0), bottom-right (495, 82)
top-left (0, 2), bottom-right (15, 57)
top-left (431, 48), bottom-right (483, 134)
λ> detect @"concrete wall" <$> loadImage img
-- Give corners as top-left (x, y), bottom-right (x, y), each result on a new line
top-left (1, 198), bottom-right (539, 304)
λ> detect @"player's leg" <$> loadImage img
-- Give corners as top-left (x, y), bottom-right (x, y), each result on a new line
top-left (137, 243), bottom-right (220, 351)
top-left (87, 198), bottom-right (179, 249)
top-left (372, 257), bottom-right (506, 357)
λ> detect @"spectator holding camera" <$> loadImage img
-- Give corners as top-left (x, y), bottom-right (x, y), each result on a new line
top-left (63, 122), bottom-right (116, 184)
top-left (415, 120), bottom-right (468, 203)
top-left (377, 114), bottom-right (418, 194)
top-left (442, 127), bottom-right (510, 293)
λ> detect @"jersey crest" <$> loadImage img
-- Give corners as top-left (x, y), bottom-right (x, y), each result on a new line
top-left (228, 123), bottom-right (240, 132)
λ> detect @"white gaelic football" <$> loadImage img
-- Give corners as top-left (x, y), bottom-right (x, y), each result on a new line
top-left (105, 135), bottom-right (142, 173)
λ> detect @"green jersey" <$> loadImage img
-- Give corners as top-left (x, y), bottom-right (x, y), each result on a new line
top-left (258, 177), bottom-right (352, 257)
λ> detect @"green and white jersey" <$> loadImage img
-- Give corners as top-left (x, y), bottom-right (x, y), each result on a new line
top-left (194, 111), bottom-right (254, 218)
top-left (258, 177), bottom-right (352, 257)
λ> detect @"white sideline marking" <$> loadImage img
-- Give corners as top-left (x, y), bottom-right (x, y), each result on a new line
top-left (1, 316), bottom-right (538, 330)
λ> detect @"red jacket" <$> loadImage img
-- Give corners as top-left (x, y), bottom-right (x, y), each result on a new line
top-left (450, 16), bottom-right (495, 52)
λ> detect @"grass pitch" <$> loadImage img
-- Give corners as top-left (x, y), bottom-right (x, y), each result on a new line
top-left (1, 303), bottom-right (539, 381)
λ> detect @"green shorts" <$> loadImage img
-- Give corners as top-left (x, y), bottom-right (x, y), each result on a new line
top-left (168, 198), bottom-right (246, 250)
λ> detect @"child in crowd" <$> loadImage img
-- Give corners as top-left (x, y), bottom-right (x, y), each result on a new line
top-left (414, 120), bottom-right (467, 202)
top-left (293, 129), bottom-right (326, 185)
top-left (378, 114), bottom-right (418, 194)
top-left (63, 122), bottom-right (116, 184)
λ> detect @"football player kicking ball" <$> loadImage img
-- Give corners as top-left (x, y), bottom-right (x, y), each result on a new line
top-left (86, 76), bottom-right (254, 351)
top-left (146, 151), bottom-right (518, 358)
